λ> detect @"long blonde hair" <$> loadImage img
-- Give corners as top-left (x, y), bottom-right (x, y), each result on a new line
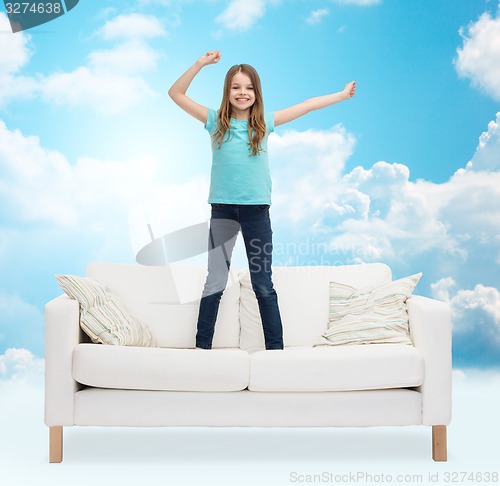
top-left (212, 64), bottom-right (267, 157)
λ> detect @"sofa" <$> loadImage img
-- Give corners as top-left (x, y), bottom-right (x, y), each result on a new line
top-left (44, 261), bottom-right (452, 463)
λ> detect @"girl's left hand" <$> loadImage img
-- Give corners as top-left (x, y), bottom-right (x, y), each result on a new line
top-left (198, 49), bottom-right (221, 66)
top-left (343, 81), bottom-right (356, 99)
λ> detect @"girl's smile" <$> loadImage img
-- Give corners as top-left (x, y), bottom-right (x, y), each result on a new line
top-left (229, 71), bottom-right (255, 119)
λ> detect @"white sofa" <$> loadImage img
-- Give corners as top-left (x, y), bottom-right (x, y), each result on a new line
top-left (44, 261), bottom-right (452, 463)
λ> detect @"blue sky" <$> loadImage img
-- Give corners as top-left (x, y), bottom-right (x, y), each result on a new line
top-left (1, 0), bottom-right (499, 373)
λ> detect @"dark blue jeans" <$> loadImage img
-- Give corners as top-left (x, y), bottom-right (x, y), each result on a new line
top-left (196, 203), bottom-right (284, 350)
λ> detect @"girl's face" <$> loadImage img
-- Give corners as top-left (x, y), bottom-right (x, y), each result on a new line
top-left (228, 71), bottom-right (256, 116)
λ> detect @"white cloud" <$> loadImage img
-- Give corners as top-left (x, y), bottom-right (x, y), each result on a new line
top-left (306, 8), bottom-right (330, 25)
top-left (437, 170), bottom-right (500, 236)
top-left (271, 150), bottom-right (463, 263)
top-left (466, 111), bottom-right (500, 171)
top-left (97, 12), bottom-right (167, 40)
top-left (455, 6), bottom-right (500, 101)
top-left (0, 118), bottom-right (157, 227)
top-left (215, 0), bottom-right (267, 32)
top-left (39, 14), bottom-right (167, 115)
top-left (88, 41), bottom-right (163, 75)
top-left (0, 117), bottom-right (212, 266)
top-left (0, 13), bottom-right (32, 74)
top-left (0, 120), bottom-right (77, 226)
top-left (440, 282), bottom-right (500, 331)
top-left (365, 161), bottom-right (494, 255)
top-left (431, 278), bottom-right (500, 366)
top-left (214, 0), bottom-right (282, 33)
top-left (0, 348), bottom-right (44, 387)
top-left (38, 65), bottom-right (157, 115)
top-left (269, 124), bottom-right (356, 225)
top-left (0, 13), bottom-right (166, 115)
top-left (265, 110), bottom-right (500, 294)
top-left (430, 276), bottom-right (456, 303)
top-left (0, 13), bottom-right (39, 105)
top-left (327, 164), bottom-right (500, 266)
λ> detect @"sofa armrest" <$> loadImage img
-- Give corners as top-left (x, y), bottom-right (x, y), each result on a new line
top-left (407, 295), bottom-right (452, 425)
top-left (44, 294), bottom-right (84, 426)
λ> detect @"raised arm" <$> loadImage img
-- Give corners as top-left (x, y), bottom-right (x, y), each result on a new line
top-left (274, 81), bottom-right (356, 127)
top-left (168, 50), bottom-right (221, 124)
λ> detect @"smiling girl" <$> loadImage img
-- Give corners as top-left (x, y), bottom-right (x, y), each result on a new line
top-left (168, 49), bottom-right (356, 350)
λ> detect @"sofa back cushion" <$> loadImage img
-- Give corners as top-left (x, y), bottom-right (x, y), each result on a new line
top-left (86, 262), bottom-right (241, 348)
top-left (239, 263), bottom-right (392, 349)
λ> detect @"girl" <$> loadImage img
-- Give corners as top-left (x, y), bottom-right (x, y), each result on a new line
top-left (168, 49), bottom-right (356, 350)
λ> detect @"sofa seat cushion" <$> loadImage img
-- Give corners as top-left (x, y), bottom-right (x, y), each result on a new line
top-left (73, 344), bottom-right (250, 392)
top-left (248, 344), bottom-right (424, 392)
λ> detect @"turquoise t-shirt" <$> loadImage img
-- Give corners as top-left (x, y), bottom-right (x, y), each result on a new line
top-left (204, 108), bottom-right (274, 205)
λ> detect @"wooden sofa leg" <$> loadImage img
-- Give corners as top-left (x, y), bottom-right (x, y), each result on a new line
top-left (432, 425), bottom-right (447, 462)
top-left (49, 426), bottom-right (63, 463)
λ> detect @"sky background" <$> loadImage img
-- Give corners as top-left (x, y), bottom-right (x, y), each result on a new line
top-left (1, 0), bottom-right (500, 478)
top-left (1, 0), bottom-right (500, 390)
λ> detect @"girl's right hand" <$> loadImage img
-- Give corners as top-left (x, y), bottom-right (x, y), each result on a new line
top-left (197, 50), bottom-right (221, 67)
top-left (343, 80), bottom-right (356, 100)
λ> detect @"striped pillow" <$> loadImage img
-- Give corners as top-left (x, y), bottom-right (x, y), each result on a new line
top-left (316, 273), bottom-right (422, 346)
top-left (55, 274), bottom-right (157, 347)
